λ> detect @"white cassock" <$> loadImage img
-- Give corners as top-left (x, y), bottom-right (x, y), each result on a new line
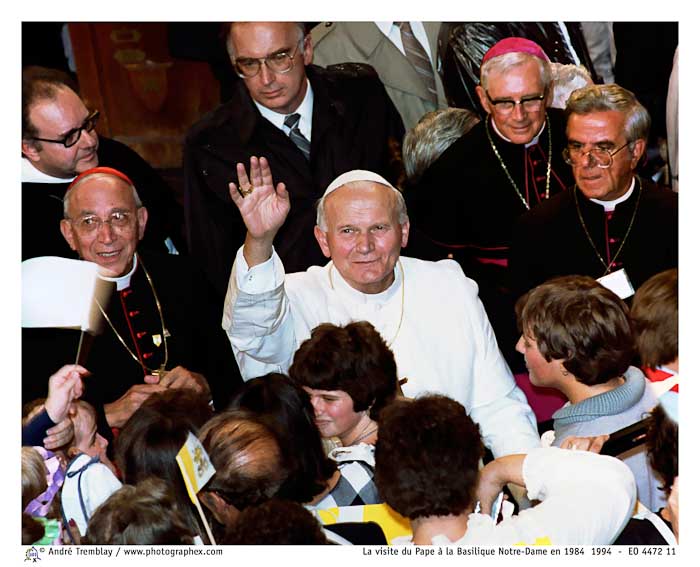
top-left (223, 247), bottom-right (540, 457)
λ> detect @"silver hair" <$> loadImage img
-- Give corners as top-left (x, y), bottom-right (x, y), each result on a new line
top-left (226, 22), bottom-right (306, 58)
top-left (402, 108), bottom-right (481, 183)
top-left (549, 63), bottom-right (592, 110)
top-left (316, 182), bottom-right (409, 232)
top-left (565, 83), bottom-right (651, 143)
top-left (480, 51), bottom-right (552, 92)
top-left (63, 173), bottom-right (143, 218)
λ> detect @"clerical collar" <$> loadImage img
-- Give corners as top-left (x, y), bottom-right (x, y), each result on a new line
top-left (98, 254), bottom-right (138, 290)
top-left (490, 116), bottom-right (545, 148)
top-left (590, 178), bottom-right (636, 212)
top-left (254, 79), bottom-right (314, 141)
top-left (22, 158), bottom-right (75, 183)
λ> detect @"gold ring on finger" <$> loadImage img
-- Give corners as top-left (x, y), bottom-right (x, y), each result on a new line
top-left (240, 184), bottom-right (254, 197)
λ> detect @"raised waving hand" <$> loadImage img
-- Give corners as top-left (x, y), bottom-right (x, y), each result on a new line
top-left (229, 156), bottom-right (290, 267)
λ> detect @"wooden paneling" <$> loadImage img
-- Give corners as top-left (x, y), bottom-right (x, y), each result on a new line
top-left (69, 23), bottom-right (221, 168)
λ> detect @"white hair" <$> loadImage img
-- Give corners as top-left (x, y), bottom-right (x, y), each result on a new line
top-left (481, 51), bottom-right (552, 91)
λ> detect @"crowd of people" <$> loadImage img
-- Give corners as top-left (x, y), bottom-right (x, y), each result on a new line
top-left (21, 22), bottom-right (678, 547)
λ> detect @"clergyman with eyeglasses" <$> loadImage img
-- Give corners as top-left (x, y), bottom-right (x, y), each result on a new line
top-left (21, 67), bottom-right (184, 261)
top-left (24, 166), bottom-right (241, 446)
top-left (509, 83), bottom-right (678, 306)
top-left (402, 37), bottom-right (573, 376)
top-left (183, 22), bottom-right (404, 302)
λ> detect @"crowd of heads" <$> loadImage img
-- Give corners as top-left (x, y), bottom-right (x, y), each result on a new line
top-left (21, 266), bottom-right (678, 542)
top-left (21, 25), bottom-right (678, 547)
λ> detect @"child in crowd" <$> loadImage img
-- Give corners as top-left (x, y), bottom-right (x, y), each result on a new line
top-left (515, 276), bottom-right (663, 510)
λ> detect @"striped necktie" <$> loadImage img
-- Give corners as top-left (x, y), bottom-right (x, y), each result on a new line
top-left (284, 113), bottom-right (311, 160)
top-left (397, 22), bottom-right (437, 105)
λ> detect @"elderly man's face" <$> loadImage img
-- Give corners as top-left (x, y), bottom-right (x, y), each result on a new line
top-left (314, 183), bottom-right (409, 295)
top-left (229, 22), bottom-right (312, 115)
top-left (566, 110), bottom-right (644, 201)
top-left (22, 86), bottom-right (99, 178)
top-left (60, 175), bottom-right (147, 277)
top-left (477, 59), bottom-right (547, 145)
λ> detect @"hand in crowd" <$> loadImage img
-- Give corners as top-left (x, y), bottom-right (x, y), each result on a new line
top-left (104, 383), bottom-right (167, 429)
top-left (24, 398), bottom-right (76, 450)
top-left (475, 454), bottom-right (526, 514)
top-left (158, 365), bottom-right (211, 400)
top-left (559, 434), bottom-right (610, 453)
top-left (44, 364), bottom-right (89, 423)
top-left (43, 416), bottom-right (75, 450)
top-left (63, 519), bottom-right (81, 545)
top-left (229, 156), bottom-right (290, 267)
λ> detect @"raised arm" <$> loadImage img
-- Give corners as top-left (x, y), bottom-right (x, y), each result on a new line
top-left (228, 156), bottom-right (290, 268)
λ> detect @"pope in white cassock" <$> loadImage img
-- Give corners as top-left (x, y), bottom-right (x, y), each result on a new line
top-left (222, 156), bottom-right (540, 457)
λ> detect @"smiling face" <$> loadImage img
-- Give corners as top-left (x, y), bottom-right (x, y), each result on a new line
top-left (566, 110), bottom-right (645, 201)
top-left (302, 387), bottom-right (365, 443)
top-left (60, 174), bottom-right (147, 277)
top-left (477, 58), bottom-right (548, 145)
top-left (314, 182), bottom-right (409, 295)
top-left (229, 22), bottom-right (312, 115)
top-left (22, 86), bottom-right (99, 178)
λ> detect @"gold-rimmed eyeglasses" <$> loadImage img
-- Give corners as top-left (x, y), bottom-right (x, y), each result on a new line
top-left (563, 142), bottom-right (632, 169)
top-left (68, 211), bottom-right (134, 234)
top-left (234, 41), bottom-right (303, 79)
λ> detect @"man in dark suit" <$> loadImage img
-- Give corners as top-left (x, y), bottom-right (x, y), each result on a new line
top-left (23, 167), bottom-right (240, 442)
top-left (509, 84), bottom-right (678, 302)
top-left (183, 22), bottom-right (404, 299)
top-left (21, 67), bottom-right (184, 260)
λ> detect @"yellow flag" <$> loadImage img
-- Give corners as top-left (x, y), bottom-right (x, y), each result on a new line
top-left (316, 503), bottom-right (411, 544)
top-left (175, 432), bottom-right (215, 503)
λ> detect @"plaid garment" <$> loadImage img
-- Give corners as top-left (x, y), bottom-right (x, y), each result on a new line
top-left (311, 444), bottom-right (381, 509)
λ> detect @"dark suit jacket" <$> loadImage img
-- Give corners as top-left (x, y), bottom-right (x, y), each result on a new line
top-left (22, 251), bottom-right (241, 441)
top-left (183, 64), bottom-right (405, 298)
top-left (509, 178), bottom-right (678, 301)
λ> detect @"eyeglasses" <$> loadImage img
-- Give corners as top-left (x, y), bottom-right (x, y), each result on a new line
top-left (30, 110), bottom-right (100, 148)
top-left (485, 91), bottom-right (545, 115)
top-left (69, 211), bottom-right (133, 234)
top-left (234, 42), bottom-right (303, 78)
top-left (562, 142), bottom-right (631, 169)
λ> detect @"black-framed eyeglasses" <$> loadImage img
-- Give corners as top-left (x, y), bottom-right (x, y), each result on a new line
top-left (68, 211), bottom-right (133, 234)
top-left (234, 41), bottom-right (303, 79)
top-left (563, 142), bottom-right (632, 169)
top-left (30, 110), bottom-right (100, 148)
top-left (485, 91), bottom-right (545, 115)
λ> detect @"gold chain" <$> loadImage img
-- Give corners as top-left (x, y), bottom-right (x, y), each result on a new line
top-left (485, 113), bottom-right (552, 210)
top-left (574, 178), bottom-right (642, 276)
top-left (94, 254), bottom-right (169, 377)
top-left (328, 260), bottom-right (405, 347)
